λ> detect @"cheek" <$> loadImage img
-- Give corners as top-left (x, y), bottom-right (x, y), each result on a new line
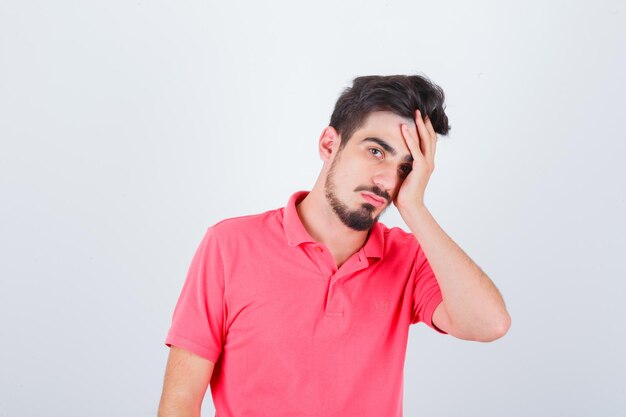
top-left (334, 159), bottom-right (362, 178)
top-left (343, 165), bottom-right (367, 185)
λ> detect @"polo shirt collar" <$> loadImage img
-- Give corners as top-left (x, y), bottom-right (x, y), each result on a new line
top-left (283, 191), bottom-right (385, 260)
top-left (362, 219), bottom-right (384, 260)
top-left (283, 191), bottom-right (316, 246)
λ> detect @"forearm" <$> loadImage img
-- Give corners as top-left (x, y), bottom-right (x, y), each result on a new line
top-left (400, 204), bottom-right (511, 340)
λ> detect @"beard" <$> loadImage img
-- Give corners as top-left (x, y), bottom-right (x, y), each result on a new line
top-left (324, 156), bottom-right (388, 231)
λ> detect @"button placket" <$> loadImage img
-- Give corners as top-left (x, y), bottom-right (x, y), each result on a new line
top-left (323, 251), bottom-right (371, 316)
top-left (302, 243), bottom-right (332, 278)
top-left (325, 280), bottom-right (344, 316)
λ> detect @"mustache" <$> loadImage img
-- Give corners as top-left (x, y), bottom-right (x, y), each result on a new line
top-left (354, 185), bottom-right (391, 203)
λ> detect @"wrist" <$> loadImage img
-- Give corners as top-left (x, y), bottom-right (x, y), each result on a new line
top-left (397, 201), bottom-right (428, 216)
top-left (398, 203), bottom-right (433, 231)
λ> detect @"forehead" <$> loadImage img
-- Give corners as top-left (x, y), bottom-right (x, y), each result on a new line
top-left (348, 111), bottom-right (414, 151)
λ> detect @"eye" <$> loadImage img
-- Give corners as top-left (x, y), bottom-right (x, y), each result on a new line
top-left (369, 148), bottom-right (383, 159)
top-left (399, 164), bottom-right (412, 177)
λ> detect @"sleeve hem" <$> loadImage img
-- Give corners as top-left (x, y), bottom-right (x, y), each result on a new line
top-left (165, 332), bottom-right (221, 363)
top-left (424, 291), bottom-right (448, 335)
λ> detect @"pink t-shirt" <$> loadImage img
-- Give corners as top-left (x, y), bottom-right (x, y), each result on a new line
top-left (166, 191), bottom-right (445, 416)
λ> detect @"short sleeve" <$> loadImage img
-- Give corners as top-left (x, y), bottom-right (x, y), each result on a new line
top-left (411, 244), bottom-right (447, 334)
top-left (165, 227), bottom-right (225, 362)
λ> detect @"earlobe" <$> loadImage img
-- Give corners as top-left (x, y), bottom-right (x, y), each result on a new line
top-left (318, 126), bottom-right (340, 163)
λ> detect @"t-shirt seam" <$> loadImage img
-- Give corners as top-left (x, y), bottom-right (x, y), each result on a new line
top-left (166, 332), bottom-right (222, 360)
top-left (209, 226), bottom-right (229, 347)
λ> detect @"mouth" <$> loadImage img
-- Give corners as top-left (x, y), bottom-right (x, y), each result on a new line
top-left (360, 192), bottom-right (386, 207)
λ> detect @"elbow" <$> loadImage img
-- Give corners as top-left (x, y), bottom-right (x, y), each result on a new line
top-left (479, 312), bottom-right (512, 342)
top-left (457, 312), bottom-right (511, 343)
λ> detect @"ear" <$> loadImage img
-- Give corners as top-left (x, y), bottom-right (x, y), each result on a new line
top-left (318, 126), bottom-right (341, 163)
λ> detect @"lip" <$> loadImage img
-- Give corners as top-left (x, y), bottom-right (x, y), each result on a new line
top-left (360, 192), bottom-right (386, 207)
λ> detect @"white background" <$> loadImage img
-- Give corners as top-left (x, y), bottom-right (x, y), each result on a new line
top-left (1, 1), bottom-right (625, 416)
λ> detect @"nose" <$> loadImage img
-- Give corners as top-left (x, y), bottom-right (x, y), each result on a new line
top-left (371, 164), bottom-right (400, 197)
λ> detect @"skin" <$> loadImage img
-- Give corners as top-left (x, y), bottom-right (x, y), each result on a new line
top-left (158, 346), bottom-right (214, 417)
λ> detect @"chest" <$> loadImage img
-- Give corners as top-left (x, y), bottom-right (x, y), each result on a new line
top-left (220, 244), bottom-right (415, 353)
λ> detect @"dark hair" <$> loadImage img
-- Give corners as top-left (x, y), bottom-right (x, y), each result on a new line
top-left (329, 74), bottom-right (450, 148)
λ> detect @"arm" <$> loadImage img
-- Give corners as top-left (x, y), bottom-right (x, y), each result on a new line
top-left (404, 204), bottom-right (510, 341)
top-left (158, 346), bottom-right (215, 417)
top-left (396, 110), bottom-right (511, 342)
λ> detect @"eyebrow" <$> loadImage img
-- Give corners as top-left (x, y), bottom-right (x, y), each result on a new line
top-left (361, 137), bottom-right (414, 163)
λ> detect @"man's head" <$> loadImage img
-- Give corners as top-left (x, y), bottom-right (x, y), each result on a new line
top-left (330, 74), bottom-right (450, 151)
top-left (319, 74), bottom-right (450, 231)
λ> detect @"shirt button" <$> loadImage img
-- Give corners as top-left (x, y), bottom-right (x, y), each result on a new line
top-left (315, 247), bottom-right (323, 253)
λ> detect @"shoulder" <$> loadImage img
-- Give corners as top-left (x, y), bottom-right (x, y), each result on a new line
top-left (379, 222), bottom-right (418, 246)
top-left (207, 206), bottom-right (285, 244)
top-left (374, 222), bottom-right (423, 262)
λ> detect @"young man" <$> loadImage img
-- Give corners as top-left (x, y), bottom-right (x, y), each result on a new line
top-left (158, 75), bottom-right (511, 417)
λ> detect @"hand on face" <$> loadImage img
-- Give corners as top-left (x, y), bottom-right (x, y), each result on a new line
top-left (393, 109), bottom-right (438, 211)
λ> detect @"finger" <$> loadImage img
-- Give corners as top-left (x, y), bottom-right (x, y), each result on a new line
top-left (424, 116), bottom-right (437, 160)
top-left (414, 110), bottom-right (433, 161)
top-left (401, 123), bottom-right (424, 161)
top-left (424, 115), bottom-right (436, 139)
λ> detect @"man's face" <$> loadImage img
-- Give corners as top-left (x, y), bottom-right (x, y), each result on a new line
top-left (324, 111), bottom-right (415, 231)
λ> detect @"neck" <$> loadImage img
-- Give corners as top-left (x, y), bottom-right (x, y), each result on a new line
top-left (296, 185), bottom-right (371, 266)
